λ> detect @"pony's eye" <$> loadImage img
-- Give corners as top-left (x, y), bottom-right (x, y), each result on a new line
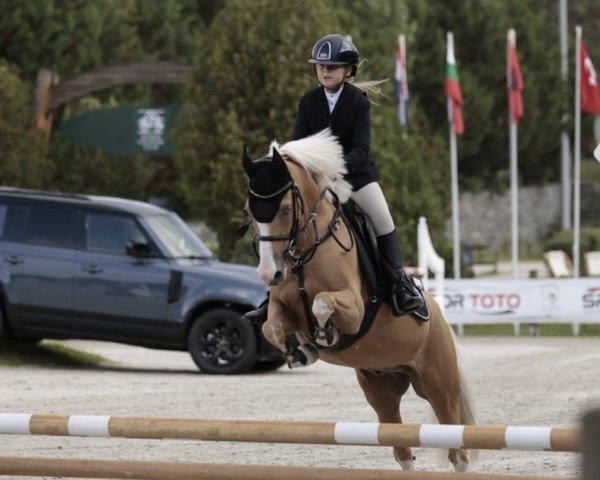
top-left (282, 204), bottom-right (292, 215)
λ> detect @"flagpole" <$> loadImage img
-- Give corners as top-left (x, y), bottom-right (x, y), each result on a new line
top-left (450, 124), bottom-right (460, 279)
top-left (573, 26), bottom-right (582, 278)
top-left (447, 32), bottom-right (461, 279)
top-left (559, 0), bottom-right (571, 230)
top-left (508, 29), bottom-right (519, 279)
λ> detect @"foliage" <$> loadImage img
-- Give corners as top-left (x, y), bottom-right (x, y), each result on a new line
top-left (0, 61), bottom-right (51, 188)
top-left (0, 0), bottom-right (598, 262)
top-left (174, 0), bottom-right (337, 259)
top-left (543, 228), bottom-right (600, 255)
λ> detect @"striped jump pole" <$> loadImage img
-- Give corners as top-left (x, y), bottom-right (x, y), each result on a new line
top-left (0, 413), bottom-right (580, 452)
top-left (0, 456), bottom-right (575, 480)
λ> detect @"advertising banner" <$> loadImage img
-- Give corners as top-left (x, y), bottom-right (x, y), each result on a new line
top-left (432, 279), bottom-right (600, 325)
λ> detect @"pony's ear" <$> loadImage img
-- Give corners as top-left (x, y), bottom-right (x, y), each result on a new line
top-left (271, 148), bottom-right (290, 178)
top-left (242, 145), bottom-right (257, 177)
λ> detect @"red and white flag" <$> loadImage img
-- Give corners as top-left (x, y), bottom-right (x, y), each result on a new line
top-left (580, 38), bottom-right (600, 115)
top-left (507, 30), bottom-right (524, 124)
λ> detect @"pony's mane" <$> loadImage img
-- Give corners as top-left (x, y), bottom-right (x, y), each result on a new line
top-left (270, 129), bottom-right (352, 203)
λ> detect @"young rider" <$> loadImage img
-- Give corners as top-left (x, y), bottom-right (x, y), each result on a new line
top-left (244, 34), bottom-right (422, 324)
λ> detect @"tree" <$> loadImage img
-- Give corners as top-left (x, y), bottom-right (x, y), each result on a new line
top-left (407, 0), bottom-right (564, 187)
top-left (174, 0), bottom-right (337, 259)
top-left (0, 61), bottom-right (50, 188)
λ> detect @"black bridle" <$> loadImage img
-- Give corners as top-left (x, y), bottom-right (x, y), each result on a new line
top-left (248, 182), bottom-right (353, 272)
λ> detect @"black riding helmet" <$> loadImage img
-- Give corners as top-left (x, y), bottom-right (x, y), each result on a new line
top-left (308, 34), bottom-right (359, 77)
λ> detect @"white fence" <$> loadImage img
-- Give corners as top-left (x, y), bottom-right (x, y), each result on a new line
top-left (416, 217), bottom-right (600, 335)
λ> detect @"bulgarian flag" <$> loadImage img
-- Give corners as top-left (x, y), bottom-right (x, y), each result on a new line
top-left (445, 32), bottom-right (464, 135)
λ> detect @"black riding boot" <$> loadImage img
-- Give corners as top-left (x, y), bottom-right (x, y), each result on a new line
top-left (242, 293), bottom-right (269, 324)
top-left (376, 230), bottom-right (423, 316)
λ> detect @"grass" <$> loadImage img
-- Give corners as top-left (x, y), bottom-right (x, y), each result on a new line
top-left (0, 340), bottom-right (110, 367)
top-left (455, 323), bottom-right (600, 336)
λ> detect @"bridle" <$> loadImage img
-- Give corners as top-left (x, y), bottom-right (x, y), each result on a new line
top-left (248, 181), bottom-right (354, 273)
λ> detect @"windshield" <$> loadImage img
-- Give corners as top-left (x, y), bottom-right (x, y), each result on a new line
top-left (145, 213), bottom-right (214, 259)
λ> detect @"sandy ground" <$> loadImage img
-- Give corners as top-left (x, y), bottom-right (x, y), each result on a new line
top-left (1, 336), bottom-right (599, 479)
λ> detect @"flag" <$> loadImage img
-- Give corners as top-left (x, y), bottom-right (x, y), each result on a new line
top-left (580, 38), bottom-right (600, 115)
top-left (507, 30), bottom-right (524, 124)
top-left (445, 33), bottom-right (464, 135)
top-left (395, 34), bottom-right (409, 127)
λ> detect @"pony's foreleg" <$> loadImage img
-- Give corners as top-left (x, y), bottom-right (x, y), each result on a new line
top-left (261, 299), bottom-right (318, 368)
top-left (312, 289), bottom-right (362, 347)
top-left (355, 370), bottom-right (414, 471)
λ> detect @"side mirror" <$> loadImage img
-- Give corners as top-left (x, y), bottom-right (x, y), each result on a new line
top-left (126, 241), bottom-right (153, 258)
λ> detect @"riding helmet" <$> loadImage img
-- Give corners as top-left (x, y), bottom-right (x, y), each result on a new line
top-left (309, 34), bottom-right (359, 76)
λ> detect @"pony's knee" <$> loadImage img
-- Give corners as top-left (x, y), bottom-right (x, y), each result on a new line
top-left (312, 294), bottom-right (335, 323)
top-left (261, 320), bottom-right (286, 352)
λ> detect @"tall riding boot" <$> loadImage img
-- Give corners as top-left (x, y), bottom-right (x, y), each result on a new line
top-left (376, 230), bottom-right (423, 316)
top-left (242, 293), bottom-right (269, 324)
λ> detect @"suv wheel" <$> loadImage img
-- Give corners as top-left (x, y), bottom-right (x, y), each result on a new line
top-left (188, 308), bottom-right (257, 374)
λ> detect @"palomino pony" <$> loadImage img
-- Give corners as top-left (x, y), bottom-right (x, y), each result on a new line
top-left (242, 129), bottom-right (475, 472)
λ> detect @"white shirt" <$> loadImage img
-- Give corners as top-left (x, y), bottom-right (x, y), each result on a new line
top-left (324, 84), bottom-right (343, 113)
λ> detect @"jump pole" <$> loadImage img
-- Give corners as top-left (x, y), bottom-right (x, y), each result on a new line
top-left (0, 413), bottom-right (580, 452)
top-left (0, 456), bottom-right (575, 480)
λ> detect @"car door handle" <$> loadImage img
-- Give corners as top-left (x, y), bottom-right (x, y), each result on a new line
top-left (4, 256), bottom-right (24, 265)
top-left (82, 265), bottom-right (103, 274)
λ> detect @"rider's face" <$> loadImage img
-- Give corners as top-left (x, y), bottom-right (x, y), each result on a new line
top-left (316, 63), bottom-right (351, 92)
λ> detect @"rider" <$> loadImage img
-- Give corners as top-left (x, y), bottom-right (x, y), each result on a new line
top-left (244, 34), bottom-right (422, 324)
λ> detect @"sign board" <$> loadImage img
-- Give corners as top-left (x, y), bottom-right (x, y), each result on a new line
top-left (58, 105), bottom-right (179, 156)
top-left (432, 278), bottom-right (600, 325)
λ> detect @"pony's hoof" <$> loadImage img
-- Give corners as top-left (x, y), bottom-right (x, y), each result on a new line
top-left (285, 345), bottom-right (318, 368)
top-left (314, 321), bottom-right (340, 347)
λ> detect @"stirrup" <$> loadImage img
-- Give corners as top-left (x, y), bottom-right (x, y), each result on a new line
top-left (390, 283), bottom-right (423, 316)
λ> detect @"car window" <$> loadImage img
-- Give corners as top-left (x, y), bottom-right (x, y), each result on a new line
top-left (85, 212), bottom-right (147, 255)
top-left (25, 205), bottom-right (75, 248)
top-left (145, 213), bottom-right (213, 258)
top-left (0, 203), bottom-right (28, 243)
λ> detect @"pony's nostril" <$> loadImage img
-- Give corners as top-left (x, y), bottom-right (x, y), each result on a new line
top-left (270, 270), bottom-right (284, 285)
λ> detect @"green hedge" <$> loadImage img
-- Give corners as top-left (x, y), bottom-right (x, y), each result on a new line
top-left (543, 228), bottom-right (600, 261)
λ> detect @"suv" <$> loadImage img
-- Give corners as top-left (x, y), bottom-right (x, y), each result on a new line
top-left (0, 188), bottom-right (282, 374)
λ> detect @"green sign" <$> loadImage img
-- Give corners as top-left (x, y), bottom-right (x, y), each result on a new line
top-left (58, 105), bottom-right (179, 156)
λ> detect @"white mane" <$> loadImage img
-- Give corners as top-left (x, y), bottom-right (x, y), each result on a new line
top-left (269, 129), bottom-right (352, 204)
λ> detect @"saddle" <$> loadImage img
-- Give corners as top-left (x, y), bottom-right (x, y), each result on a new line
top-left (310, 202), bottom-right (429, 354)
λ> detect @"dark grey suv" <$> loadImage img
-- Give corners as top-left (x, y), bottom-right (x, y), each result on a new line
top-left (0, 188), bottom-right (281, 374)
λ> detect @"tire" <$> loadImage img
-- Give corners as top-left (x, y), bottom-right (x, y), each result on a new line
top-left (252, 357), bottom-right (286, 372)
top-left (188, 308), bottom-right (258, 374)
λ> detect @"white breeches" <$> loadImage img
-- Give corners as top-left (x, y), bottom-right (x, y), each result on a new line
top-left (350, 182), bottom-right (395, 236)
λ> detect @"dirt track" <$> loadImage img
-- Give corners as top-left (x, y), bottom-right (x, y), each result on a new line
top-left (1, 336), bottom-right (599, 478)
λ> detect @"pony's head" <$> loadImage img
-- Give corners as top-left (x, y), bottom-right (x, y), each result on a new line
top-left (243, 129), bottom-right (352, 287)
top-left (243, 147), bottom-right (299, 286)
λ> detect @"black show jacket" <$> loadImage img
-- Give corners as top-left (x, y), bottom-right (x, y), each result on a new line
top-left (291, 82), bottom-right (381, 191)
